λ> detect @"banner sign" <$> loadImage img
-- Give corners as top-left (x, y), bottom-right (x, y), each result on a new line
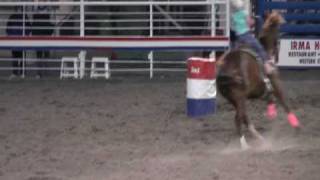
top-left (278, 38), bottom-right (320, 67)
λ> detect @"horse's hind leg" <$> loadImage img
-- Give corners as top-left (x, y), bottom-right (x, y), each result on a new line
top-left (248, 124), bottom-right (265, 142)
top-left (226, 92), bottom-right (248, 149)
top-left (230, 95), bottom-right (256, 150)
top-left (233, 95), bottom-right (266, 147)
top-left (241, 107), bottom-right (266, 144)
top-left (235, 107), bottom-right (251, 150)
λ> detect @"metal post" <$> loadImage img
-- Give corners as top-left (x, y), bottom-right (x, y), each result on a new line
top-left (149, 3), bottom-right (154, 79)
top-left (209, 51), bottom-right (216, 59)
top-left (79, 0), bottom-right (86, 79)
top-left (210, 0), bottom-right (216, 58)
top-left (226, 0), bottom-right (230, 38)
top-left (22, 5), bottom-right (26, 78)
top-left (211, 1), bottom-right (216, 36)
top-left (80, 0), bottom-right (85, 37)
top-left (149, 3), bottom-right (153, 37)
top-left (148, 51), bottom-right (154, 79)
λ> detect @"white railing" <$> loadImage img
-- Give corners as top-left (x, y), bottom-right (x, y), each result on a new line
top-left (0, 0), bottom-right (229, 37)
top-left (0, 0), bottom-right (230, 79)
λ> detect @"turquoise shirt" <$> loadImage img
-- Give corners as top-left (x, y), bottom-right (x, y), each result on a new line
top-left (232, 10), bottom-right (250, 35)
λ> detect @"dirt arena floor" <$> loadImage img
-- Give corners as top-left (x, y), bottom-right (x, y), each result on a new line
top-left (0, 70), bottom-right (320, 180)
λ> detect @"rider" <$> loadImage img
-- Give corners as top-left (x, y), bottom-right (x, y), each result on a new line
top-left (230, 0), bottom-right (275, 76)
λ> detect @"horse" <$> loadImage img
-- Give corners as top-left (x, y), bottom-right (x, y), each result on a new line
top-left (216, 11), bottom-right (300, 150)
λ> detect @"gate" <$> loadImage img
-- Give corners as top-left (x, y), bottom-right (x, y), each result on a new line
top-left (0, 0), bottom-right (230, 78)
top-left (256, 0), bottom-right (320, 67)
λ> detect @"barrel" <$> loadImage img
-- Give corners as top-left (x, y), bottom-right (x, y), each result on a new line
top-left (187, 57), bottom-right (216, 117)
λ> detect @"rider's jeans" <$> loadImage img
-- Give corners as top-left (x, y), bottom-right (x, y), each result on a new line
top-left (237, 32), bottom-right (269, 62)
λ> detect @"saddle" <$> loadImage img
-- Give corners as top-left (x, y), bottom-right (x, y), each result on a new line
top-left (234, 44), bottom-right (263, 64)
top-left (233, 46), bottom-right (273, 93)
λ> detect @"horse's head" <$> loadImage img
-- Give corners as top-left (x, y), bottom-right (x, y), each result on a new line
top-left (263, 11), bottom-right (286, 30)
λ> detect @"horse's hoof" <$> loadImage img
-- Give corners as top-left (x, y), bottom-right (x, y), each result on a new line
top-left (241, 143), bottom-right (251, 151)
top-left (240, 136), bottom-right (250, 150)
top-left (287, 113), bottom-right (300, 128)
top-left (266, 103), bottom-right (277, 120)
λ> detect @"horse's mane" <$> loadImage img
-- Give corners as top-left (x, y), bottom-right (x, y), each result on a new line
top-left (259, 11), bottom-right (285, 57)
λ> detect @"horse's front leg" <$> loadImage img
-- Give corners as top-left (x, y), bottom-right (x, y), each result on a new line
top-left (267, 70), bottom-right (290, 112)
top-left (267, 70), bottom-right (300, 128)
top-left (248, 124), bottom-right (265, 142)
top-left (235, 111), bottom-right (250, 150)
top-left (266, 92), bottom-right (277, 120)
top-left (234, 95), bottom-right (266, 149)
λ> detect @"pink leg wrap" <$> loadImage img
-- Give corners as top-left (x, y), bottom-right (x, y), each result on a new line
top-left (287, 113), bottom-right (300, 128)
top-left (266, 103), bottom-right (277, 120)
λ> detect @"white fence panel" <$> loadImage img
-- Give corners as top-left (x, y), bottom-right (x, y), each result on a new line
top-left (0, 0), bottom-right (230, 79)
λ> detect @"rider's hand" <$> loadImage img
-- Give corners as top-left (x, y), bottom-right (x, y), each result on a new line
top-left (247, 16), bottom-right (255, 29)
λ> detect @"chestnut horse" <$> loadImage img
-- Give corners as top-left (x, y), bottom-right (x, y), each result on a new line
top-left (216, 11), bottom-right (300, 149)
